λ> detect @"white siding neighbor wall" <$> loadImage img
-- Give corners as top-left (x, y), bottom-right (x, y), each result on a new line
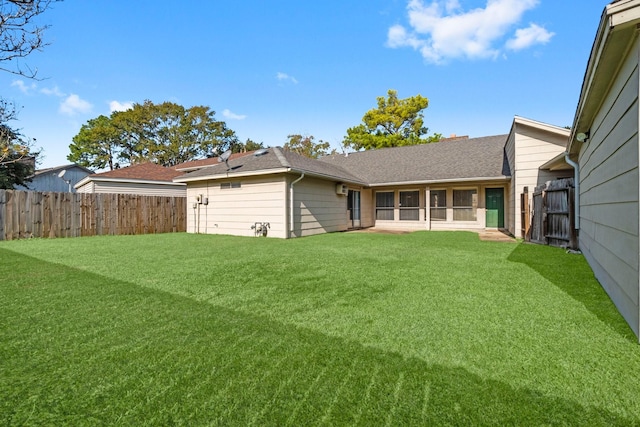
top-left (75, 181), bottom-right (94, 194)
top-left (77, 180), bottom-right (186, 197)
top-left (186, 176), bottom-right (288, 238)
top-left (578, 37), bottom-right (640, 337)
top-left (291, 176), bottom-right (349, 237)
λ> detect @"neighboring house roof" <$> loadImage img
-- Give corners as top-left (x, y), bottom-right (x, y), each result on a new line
top-left (76, 162), bottom-right (186, 188)
top-left (319, 134), bottom-right (511, 186)
top-left (173, 151), bottom-right (255, 172)
top-left (33, 163), bottom-right (93, 177)
top-left (174, 147), bottom-right (367, 185)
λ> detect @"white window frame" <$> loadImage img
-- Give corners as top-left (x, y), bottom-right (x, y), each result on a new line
top-left (453, 187), bottom-right (478, 221)
top-left (399, 189), bottom-right (420, 221)
top-left (429, 189), bottom-right (447, 221)
top-left (375, 191), bottom-right (395, 221)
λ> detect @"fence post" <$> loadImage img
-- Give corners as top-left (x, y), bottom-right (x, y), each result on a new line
top-left (0, 190), bottom-right (5, 241)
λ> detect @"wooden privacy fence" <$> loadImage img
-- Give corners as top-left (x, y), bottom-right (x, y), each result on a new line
top-left (0, 190), bottom-right (186, 240)
top-left (528, 178), bottom-right (577, 249)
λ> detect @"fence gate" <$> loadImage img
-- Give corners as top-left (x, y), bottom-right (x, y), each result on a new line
top-left (527, 178), bottom-right (576, 249)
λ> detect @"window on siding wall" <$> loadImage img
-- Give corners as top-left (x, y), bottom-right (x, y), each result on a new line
top-left (399, 190), bottom-right (419, 221)
top-left (220, 182), bottom-right (241, 189)
top-left (453, 189), bottom-right (477, 221)
top-left (430, 189), bottom-right (446, 221)
top-left (376, 192), bottom-right (394, 220)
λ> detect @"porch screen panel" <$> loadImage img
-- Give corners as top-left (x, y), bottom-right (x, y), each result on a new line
top-left (399, 190), bottom-right (419, 220)
top-left (430, 189), bottom-right (446, 221)
top-left (376, 192), bottom-right (394, 220)
top-left (453, 189), bottom-right (477, 221)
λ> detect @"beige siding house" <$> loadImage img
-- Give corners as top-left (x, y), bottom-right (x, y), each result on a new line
top-left (175, 128), bottom-right (569, 240)
top-left (568, 0), bottom-right (640, 339)
top-left (174, 148), bottom-right (366, 238)
top-left (75, 162), bottom-right (186, 197)
top-left (505, 117), bottom-right (571, 238)
top-left (186, 175), bottom-right (289, 237)
top-left (320, 135), bottom-right (513, 232)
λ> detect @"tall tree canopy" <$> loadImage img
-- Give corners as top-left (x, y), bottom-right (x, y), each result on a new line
top-left (343, 89), bottom-right (441, 150)
top-left (68, 101), bottom-right (239, 169)
top-left (230, 138), bottom-right (265, 153)
top-left (283, 134), bottom-right (335, 159)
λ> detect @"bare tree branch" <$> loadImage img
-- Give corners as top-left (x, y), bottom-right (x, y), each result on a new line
top-left (0, 0), bottom-right (61, 79)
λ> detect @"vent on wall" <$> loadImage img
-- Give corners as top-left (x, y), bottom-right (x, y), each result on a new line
top-left (336, 183), bottom-right (348, 195)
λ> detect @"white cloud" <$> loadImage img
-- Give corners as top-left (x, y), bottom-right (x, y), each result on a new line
top-left (506, 23), bottom-right (554, 51)
top-left (387, 0), bottom-right (552, 63)
top-left (109, 100), bottom-right (134, 112)
top-left (222, 109), bottom-right (247, 120)
top-left (40, 86), bottom-right (65, 97)
top-left (59, 94), bottom-right (93, 116)
top-left (11, 79), bottom-right (36, 94)
top-left (276, 72), bottom-right (298, 84)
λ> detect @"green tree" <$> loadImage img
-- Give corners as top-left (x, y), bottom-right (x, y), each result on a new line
top-left (283, 134), bottom-right (335, 159)
top-left (68, 115), bottom-right (121, 170)
top-left (0, 101), bottom-right (38, 189)
top-left (343, 89), bottom-right (441, 150)
top-left (68, 101), bottom-right (239, 168)
top-left (231, 138), bottom-right (265, 153)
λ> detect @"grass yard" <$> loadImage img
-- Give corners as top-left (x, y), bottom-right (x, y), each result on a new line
top-left (1, 231), bottom-right (639, 425)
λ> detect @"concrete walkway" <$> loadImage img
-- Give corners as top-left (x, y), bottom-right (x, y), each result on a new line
top-left (348, 227), bottom-right (517, 242)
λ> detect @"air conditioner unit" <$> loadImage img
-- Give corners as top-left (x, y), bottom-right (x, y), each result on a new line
top-left (336, 183), bottom-right (348, 195)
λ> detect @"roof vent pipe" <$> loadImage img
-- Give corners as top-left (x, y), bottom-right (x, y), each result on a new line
top-left (289, 173), bottom-right (305, 237)
top-left (564, 152), bottom-right (580, 230)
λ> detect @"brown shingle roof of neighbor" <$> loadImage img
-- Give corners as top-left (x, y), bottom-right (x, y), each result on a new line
top-left (174, 147), bottom-right (367, 184)
top-left (91, 162), bottom-right (184, 182)
top-left (173, 151), bottom-right (255, 171)
top-left (318, 134), bottom-right (511, 185)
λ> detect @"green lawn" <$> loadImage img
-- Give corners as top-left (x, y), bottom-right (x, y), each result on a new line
top-left (1, 231), bottom-right (639, 425)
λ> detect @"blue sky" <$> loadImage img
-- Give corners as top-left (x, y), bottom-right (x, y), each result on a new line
top-left (1, 1), bottom-right (607, 169)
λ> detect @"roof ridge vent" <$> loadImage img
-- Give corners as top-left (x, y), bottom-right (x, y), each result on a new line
top-left (273, 147), bottom-right (291, 168)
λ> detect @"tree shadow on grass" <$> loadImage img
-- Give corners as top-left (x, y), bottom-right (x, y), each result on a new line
top-left (507, 242), bottom-right (636, 343)
top-left (1, 248), bottom-right (637, 425)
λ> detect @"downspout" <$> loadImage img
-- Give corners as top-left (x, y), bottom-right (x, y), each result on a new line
top-left (564, 153), bottom-right (580, 230)
top-left (289, 173), bottom-right (305, 238)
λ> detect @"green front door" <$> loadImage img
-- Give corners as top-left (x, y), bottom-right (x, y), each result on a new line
top-left (486, 188), bottom-right (504, 228)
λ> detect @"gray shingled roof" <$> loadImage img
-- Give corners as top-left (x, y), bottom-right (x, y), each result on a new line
top-left (175, 135), bottom-right (511, 185)
top-left (319, 135), bottom-right (510, 185)
top-left (174, 147), bottom-right (366, 184)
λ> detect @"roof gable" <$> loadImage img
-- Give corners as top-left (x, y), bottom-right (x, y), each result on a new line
top-left (570, 0), bottom-right (640, 152)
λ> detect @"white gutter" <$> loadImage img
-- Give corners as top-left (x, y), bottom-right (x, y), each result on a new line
top-left (564, 153), bottom-right (580, 230)
top-left (289, 173), bottom-right (305, 238)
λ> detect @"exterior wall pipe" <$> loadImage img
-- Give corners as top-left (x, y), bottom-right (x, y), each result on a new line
top-left (564, 152), bottom-right (580, 230)
top-left (289, 173), bottom-right (305, 238)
